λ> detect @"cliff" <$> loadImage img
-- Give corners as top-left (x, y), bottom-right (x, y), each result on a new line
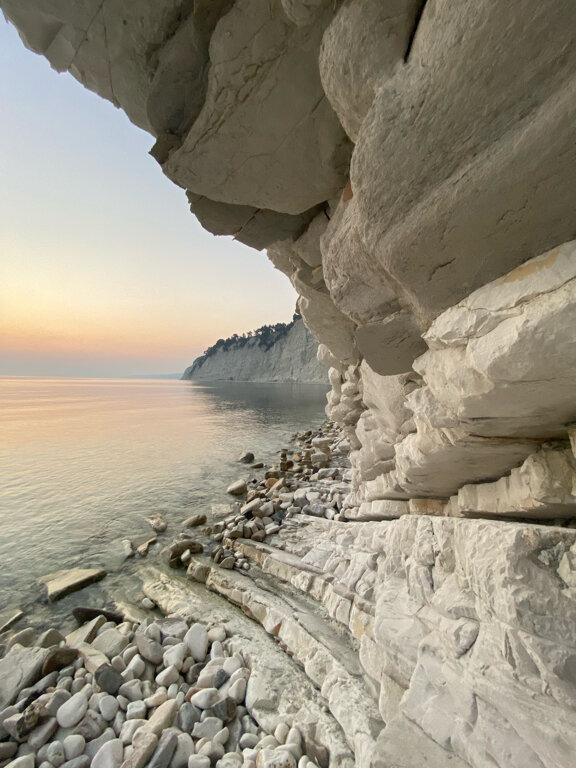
top-left (4, 2), bottom-right (576, 767)
top-left (182, 318), bottom-right (327, 382)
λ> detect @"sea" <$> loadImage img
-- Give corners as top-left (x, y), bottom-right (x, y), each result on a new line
top-left (0, 376), bottom-right (329, 636)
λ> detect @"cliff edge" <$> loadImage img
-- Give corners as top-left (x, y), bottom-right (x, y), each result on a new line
top-left (182, 317), bottom-right (326, 383)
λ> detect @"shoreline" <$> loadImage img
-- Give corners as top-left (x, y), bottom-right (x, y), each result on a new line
top-left (0, 421), bottom-right (354, 768)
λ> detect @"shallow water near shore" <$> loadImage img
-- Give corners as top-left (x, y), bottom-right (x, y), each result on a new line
top-left (0, 376), bottom-right (328, 635)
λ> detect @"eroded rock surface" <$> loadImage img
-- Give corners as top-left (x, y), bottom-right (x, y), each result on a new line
top-left (3, 1), bottom-right (576, 766)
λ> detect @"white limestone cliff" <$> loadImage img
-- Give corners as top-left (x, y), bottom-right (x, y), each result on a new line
top-left (182, 318), bottom-right (327, 383)
top-left (3, 1), bottom-right (576, 766)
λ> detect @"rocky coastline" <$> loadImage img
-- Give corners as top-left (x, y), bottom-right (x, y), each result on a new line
top-left (0, 422), bottom-right (357, 768)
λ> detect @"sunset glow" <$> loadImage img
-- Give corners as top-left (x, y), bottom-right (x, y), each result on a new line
top-left (0, 19), bottom-right (298, 377)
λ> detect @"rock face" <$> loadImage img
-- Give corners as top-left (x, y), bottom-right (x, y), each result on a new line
top-left (182, 318), bottom-right (327, 383)
top-left (4, 1), bottom-right (576, 766)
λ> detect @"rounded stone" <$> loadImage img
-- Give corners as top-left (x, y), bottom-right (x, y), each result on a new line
top-left (99, 695), bottom-right (119, 722)
top-left (63, 735), bottom-right (85, 761)
top-left (91, 738), bottom-right (124, 768)
top-left (56, 692), bottom-right (88, 728)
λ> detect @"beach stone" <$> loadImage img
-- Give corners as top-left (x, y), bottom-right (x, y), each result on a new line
top-left (143, 690), bottom-right (167, 708)
top-left (75, 710), bottom-right (106, 741)
top-left (66, 617), bottom-right (106, 649)
top-left (140, 599), bottom-right (155, 610)
top-left (227, 679), bottom-right (247, 704)
top-left (187, 758), bottom-right (210, 768)
top-left (126, 701), bottom-right (146, 721)
top-left (226, 480), bottom-right (247, 496)
top-left (7, 629), bottom-right (35, 650)
top-left (73, 608), bottom-right (122, 626)
top-left (0, 645), bottom-right (47, 709)
top-left (63, 735), bottom-right (85, 761)
top-left (147, 729), bottom-right (178, 768)
top-left (0, 742), bottom-right (18, 761)
top-left (122, 728), bottom-right (157, 768)
top-left (125, 655), bottom-right (145, 679)
top-left (120, 719), bottom-right (147, 745)
top-left (146, 699), bottom-right (177, 737)
top-left (45, 690), bottom-right (70, 717)
top-left (157, 617), bottom-right (188, 641)
top-left (46, 741), bottom-right (65, 767)
top-left (39, 569), bottom-right (107, 602)
top-left (117, 680), bottom-right (142, 702)
top-left (155, 666), bottom-right (179, 688)
top-left (184, 625), bottom-right (208, 662)
top-left (85, 729), bottom-right (116, 760)
top-left (92, 631), bottom-right (129, 659)
top-left (163, 644), bottom-right (187, 671)
top-left (191, 718), bottom-right (223, 740)
top-left (61, 758), bottom-right (90, 768)
top-left (255, 751), bottom-right (296, 768)
top-left (99, 696), bottom-right (119, 722)
top-left (210, 697), bottom-right (236, 723)
top-left (189, 688), bottom-right (218, 710)
top-left (197, 742), bottom-right (224, 762)
top-left (95, 666), bottom-right (123, 696)
top-left (56, 693), bottom-right (87, 728)
top-left (91, 738), bottom-right (123, 768)
top-left (135, 635), bottom-right (163, 666)
top-left (27, 718), bottom-right (58, 750)
top-left (5, 756), bottom-right (35, 768)
top-left (239, 734), bottom-right (259, 750)
top-left (182, 514), bottom-right (206, 528)
top-left (177, 703), bottom-right (201, 732)
top-left (172, 733), bottom-right (194, 768)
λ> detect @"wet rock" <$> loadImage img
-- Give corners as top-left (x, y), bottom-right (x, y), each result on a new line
top-left (148, 516), bottom-right (167, 534)
top-left (238, 452), bottom-right (255, 464)
top-left (36, 629), bottom-right (65, 649)
top-left (226, 480), bottom-right (247, 497)
top-left (72, 608), bottom-right (123, 626)
top-left (182, 514), bottom-right (207, 528)
top-left (39, 569), bottom-right (107, 602)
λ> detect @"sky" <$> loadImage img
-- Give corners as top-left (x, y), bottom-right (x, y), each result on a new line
top-left (0, 18), bottom-right (298, 378)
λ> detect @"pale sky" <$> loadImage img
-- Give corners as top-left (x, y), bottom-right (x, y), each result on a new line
top-left (0, 18), bottom-right (298, 377)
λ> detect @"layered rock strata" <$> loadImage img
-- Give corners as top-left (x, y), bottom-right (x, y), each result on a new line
top-left (4, 1), bottom-right (576, 766)
top-left (182, 319), bottom-right (327, 383)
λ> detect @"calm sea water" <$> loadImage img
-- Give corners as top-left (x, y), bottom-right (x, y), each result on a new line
top-left (0, 377), bottom-right (328, 634)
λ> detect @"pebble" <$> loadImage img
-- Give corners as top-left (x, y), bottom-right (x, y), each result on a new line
top-left (75, 710), bottom-right (107, 741)
top-left (176, 703), bottom-right (201, 732)
top-left (99, 696), bottom-right (119, 722)
top-left (95, 665), bottom-right (124, 696)
top-left (55, 693), bottom-right (87, 729)
top-left (62, 736), bottom-right (85, 761)
top-left (191, 718), bottom-right (223, 740)
top-left (45, 741), bottom-right (65, 767)
top-left (239, 734), bottom-right (259, 749)
top-left (147, 729), bottom-right (177, 768)
top-left (61, 758), bottom-right (90, 768)
top-left (189, 688), bottom-right (219, 710)
top-left (141, 598), bottom-right (155, 610)
top-left (5, 756), bottom-right (35, 768)
top-left (122, 728), bottom-right (157, 768)
top-left (91, 738), bottom-right (123, 768)
top-left (163, 643), bottom-right (187, 671)
top-left (274, 724), bottom-right (289, 745)
top-left (117, 680), bottom-right (142, 702)
top-left (126, 701), bottom-right (147, 720)
top-left (134, 636), bottom-right (163, 666)
top-left (187, 757), bottom-right (210, 768)
top-left (120, 720), bottom-right (147, 746)
top-left (146, 700), bottom-right (178, 736)
top-left (184, 625), bottom-right (208, 662)
top-left (85, 729), bottom-right (116, 760)
top-left (27, 718), bottom-right (58, 750)
top-left (228, 678), bottom-right (247, 703)
top-left (155, 666), bottom-right (179, 687)
top-left (172, 733), bottom-right (194, 768)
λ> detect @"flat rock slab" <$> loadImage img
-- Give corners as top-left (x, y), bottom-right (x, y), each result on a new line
top-left (39, 568), bottom-right (107, 602)
top-left (0, 607), bottom-right (24, 635)
top-left (0, 645), bottom-right (47, 708)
